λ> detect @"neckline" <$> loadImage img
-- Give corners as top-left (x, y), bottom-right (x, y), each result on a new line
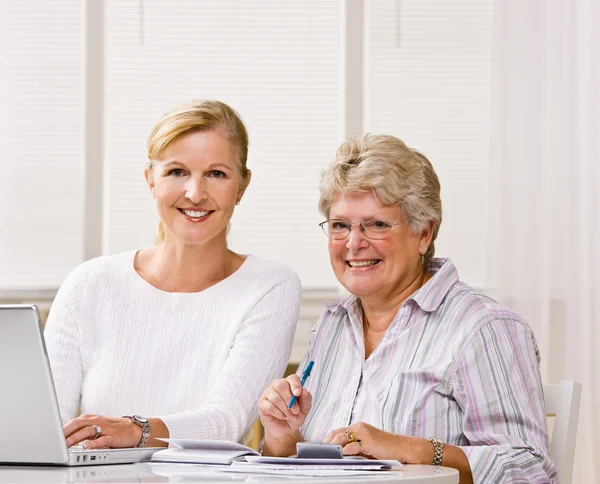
top-left (127, 249), bottom-right (253, 297)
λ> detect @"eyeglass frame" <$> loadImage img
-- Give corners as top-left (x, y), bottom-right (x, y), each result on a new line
top-left (318, 218), bottom-right (406, 240)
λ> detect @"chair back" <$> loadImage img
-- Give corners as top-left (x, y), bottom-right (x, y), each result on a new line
top-left (543, 380), bottom-right (582, 484)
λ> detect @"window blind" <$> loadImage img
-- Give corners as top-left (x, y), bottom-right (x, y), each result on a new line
top-left (1, 1), bottom-right (493, 292)
top-left (105, 0), bottom-right (341, 288)
top-left (365, 0), bottom-right (493, 287)
top-left (0, 0), bottom-right (84, 290)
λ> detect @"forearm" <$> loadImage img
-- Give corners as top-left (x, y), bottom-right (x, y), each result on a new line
top-left (158, 403), bottom-right (251, 441)
top-left (117, 417), bottom-right (169, 448)
top-left (406, 438), bottom-right (473, 484)
top-left (458, 444), bottom-right (556, 483)
top-left (44, 298), bottom-right (84, 422)
top-left (262, 430), bottom-right (304, 457)
top-left (453, 320), bottom-right (555, 483)
top-left (147, 418), bottom-right (169, 448)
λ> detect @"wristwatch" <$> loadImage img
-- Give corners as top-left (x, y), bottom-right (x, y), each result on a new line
top-left (427, 437), bottom-right (444, 466)
top-left (123, 415), bottom-right (151, 448)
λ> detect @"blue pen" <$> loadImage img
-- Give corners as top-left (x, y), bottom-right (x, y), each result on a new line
top-left (288, 360), bottom-right (314, 409)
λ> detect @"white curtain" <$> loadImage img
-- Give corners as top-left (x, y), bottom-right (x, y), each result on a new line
top-left (489, 1), bottom-right (599, 482)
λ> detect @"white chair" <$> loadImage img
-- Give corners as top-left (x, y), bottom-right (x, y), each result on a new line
top-left (543, 380), bottom-right (582, 484)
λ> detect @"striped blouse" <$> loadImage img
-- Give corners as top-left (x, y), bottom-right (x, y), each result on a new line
top-left (298, 258), bottom-right (556, 483)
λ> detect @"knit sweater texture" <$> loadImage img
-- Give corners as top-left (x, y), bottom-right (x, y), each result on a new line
top-left (44, 251), bottom-right (301, 441)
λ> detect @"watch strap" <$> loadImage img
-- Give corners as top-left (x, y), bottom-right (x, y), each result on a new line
top-left (123, 415), bottom-right (151, 448)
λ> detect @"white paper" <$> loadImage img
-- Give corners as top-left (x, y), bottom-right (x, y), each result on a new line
top-left (151, 439), bottom-right (259, 465)
top-left (244, 455), bottom-right (401, 468)
top-left (158, 438), bottom-right (258, 453)
top-left (228, 460), bottom-right (403, 477)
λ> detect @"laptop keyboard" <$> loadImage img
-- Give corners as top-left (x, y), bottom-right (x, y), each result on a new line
top-left (68, 444), bottom-right (87, 453)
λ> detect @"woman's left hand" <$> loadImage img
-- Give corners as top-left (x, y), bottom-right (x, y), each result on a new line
top-left (324, 422), bottom-right (422, 463)
top-left (63, 413), bottom-right (142, 449)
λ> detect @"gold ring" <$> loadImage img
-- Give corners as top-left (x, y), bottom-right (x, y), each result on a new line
top-left (345, 429), bottom-right (357, 443)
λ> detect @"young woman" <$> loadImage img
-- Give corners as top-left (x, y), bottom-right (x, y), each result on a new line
top-left (45, 100), bottom-right (301, 449)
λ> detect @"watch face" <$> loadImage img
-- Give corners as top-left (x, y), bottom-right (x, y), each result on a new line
top-left (133, 415), bottom-right (148, 424)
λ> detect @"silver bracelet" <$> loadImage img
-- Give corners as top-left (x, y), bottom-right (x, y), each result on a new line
top-left (427, 437), bottom-right (444, 466)
top-left (123, 415), bottom-right (151, 448)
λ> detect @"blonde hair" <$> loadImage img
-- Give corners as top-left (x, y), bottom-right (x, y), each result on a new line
top-left (147, 100), bottom-right (250, 243)
top-left (319, 133), bottom-right (442, 268)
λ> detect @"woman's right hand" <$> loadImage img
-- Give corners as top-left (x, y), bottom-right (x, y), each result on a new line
top-left (258, 374), bottom-right (312, 443)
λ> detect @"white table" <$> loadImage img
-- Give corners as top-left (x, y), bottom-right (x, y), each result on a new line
top-left (0, 462), bottom-right (459, 483)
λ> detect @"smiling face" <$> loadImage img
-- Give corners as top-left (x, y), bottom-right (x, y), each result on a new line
top-left (145, 129), bottom-right (249, 247)
top-left (328, 191), bottom-right (432, 303)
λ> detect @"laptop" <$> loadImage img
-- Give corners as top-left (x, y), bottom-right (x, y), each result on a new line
top-left (0, 304), bottom-right (161, 466)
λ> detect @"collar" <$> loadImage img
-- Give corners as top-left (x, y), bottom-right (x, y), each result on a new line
top-left (323, 258), bottom-right (459, 314)
top-left (408, 258), bottom-right (459, 312)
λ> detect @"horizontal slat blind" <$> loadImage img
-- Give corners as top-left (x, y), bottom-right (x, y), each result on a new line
top-left (365, 0), bottom-right (493, 287)
top-left (2, 1), bottom-right (493, 292)
top-left (0, 1), bottom-right (83, 290)
top-left (105, 0), bottom-right (340, 288)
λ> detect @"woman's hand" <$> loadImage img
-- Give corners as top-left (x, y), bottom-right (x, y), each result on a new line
top-left (326, 422), bottom-right (473, 483)
top-left (324, 422), bottom-right (423, 463)
top-left (63, 413), bottom-right (144, 449)
top-left (259, 375), bottom-right (312, 438)
top-left (258, 375), bottom-right (312, 455)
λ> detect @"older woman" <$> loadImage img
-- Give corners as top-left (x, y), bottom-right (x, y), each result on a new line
top-left (258, 134), bottom-right (555, 484)
top-left (45, 100), bottom-right (301, 449)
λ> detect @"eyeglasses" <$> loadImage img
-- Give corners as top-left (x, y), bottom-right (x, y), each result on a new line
top-left (319, 218), bottom-right (404, 240)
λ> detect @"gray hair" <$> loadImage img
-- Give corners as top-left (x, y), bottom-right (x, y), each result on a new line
top-left (318, 133), bottom-right (442, 268)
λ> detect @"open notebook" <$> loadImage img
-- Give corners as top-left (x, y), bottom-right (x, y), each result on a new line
top-left (152, 439), bottom-right (259, 465)
top-left (152, 439), bottom-right (401, 474)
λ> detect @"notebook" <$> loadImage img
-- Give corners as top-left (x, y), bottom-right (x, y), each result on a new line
top-left (151, 439), bottom-right (260, 464)
top-left (241, 441), bottom-right (400, 469)
top-left (242, 455), bottom-right (400, 469)
top-left (0, 304), bottom-right (161, 466)
top-left (150, 438), bottom-right (401, 476)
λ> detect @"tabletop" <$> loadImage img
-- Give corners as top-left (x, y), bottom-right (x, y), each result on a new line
top-left (0, 462), bottom-right (459, 483)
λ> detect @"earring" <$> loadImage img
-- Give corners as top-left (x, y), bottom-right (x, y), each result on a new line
top-left (235, 200), bottom-right (240, 206)
top-left (420, 254), bottom-right (425, 265)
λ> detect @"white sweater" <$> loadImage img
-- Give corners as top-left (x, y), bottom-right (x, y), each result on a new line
top-left (44, 251), bottom-right (301, 441)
